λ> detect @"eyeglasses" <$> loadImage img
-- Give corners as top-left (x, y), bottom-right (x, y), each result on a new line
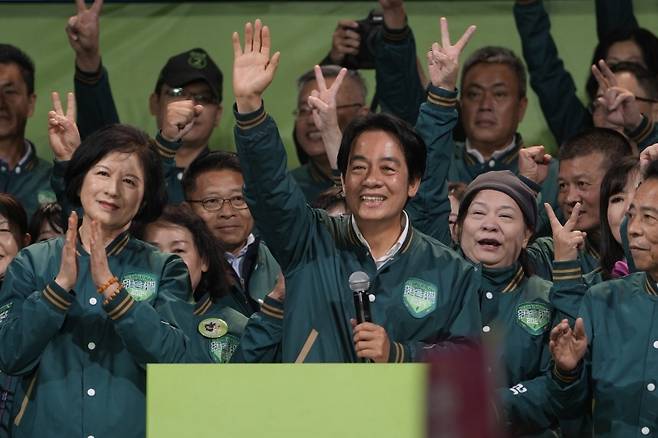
top-left (187, 196), bottom-right (248, 211)
top-left (589, 95), bottom-right (658, 113)
top-left (165, 88), bottom-right (218, 105)
top-left (292, 103), bottom-right (363, 117)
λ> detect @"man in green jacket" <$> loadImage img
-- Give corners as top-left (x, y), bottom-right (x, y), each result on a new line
top-left (371, 0), bottom-right (560, 237)
top-left (0, 44), bottom-right (54, 217)
top-left (66, 0), bottom-right (223, 203)
top-left (548, 158), bottom-right (658, 437)
top-left (231, 19), bottom-right (481, 363)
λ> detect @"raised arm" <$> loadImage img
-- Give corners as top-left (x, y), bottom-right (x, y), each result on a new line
top-left (66, 0), bottom-right (120, 139)
top-left (232, 20), bottom-right (315, 272)
top-left (513, 0), bottom-right (591, 145)
top-left (406, 18), bottom-right (476, 245)
top-left (373, 0), bottom-right (426, 125)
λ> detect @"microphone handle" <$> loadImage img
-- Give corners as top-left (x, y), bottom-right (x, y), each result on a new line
top-left (353, 290), bottom-right (372, 324)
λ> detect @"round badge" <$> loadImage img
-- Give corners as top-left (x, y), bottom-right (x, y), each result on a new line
top-left (198, 318), bottom-right (228, 339)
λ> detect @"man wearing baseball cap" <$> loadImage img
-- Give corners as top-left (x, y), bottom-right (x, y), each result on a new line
top-left (66, 0), bottom-right (223, 202)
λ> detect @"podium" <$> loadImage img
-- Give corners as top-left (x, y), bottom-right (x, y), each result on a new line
top-left (147, 364), bottom-right (426, 438)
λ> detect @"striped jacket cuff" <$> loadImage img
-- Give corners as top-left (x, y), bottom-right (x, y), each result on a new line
top-left (552, 362), bottom-right (582, 384)
top-left (74, 61), bottom-right (105, 85)
top-left (102, 288), bottom-right (136, 321)
top-left (552, 260), bottom-right (583, 284)
top-left (154, 132), bottom-right (181, 159)
top-left (388, 341), bottom-right (409, 363)
top-left (234, 102), bottom-right (267, 130)
top-left (260, 295), bottom-right (283, 321)
top-left (626, 113), bottom-right (653, 143)
top-left (426, 84), bottom-right (458, 108)
top-left (42, 281), bottom-right (74, 313)
top-left (382, 23), bottom-right (410, 43)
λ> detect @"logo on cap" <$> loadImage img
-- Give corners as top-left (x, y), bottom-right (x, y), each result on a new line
top-left (188, 51), bottom-right (208, 70)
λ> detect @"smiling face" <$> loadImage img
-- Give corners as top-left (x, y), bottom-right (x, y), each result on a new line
top-left (0, 62), bottom-right (35, 142)
top-left (143, 221), bottom-right (208, 291)
top-left (79, 151), bottom-right (145, 232)
top-left (342, 130), bottom-right (419, 231)
top-left (558, 152), bottom-right (607, 232)
top-left (460, 63), bottom-right (527, 156)
top-left (459, 190), bottom-right (532, 268)
top-left (187, 169), bottom-right (254, 255)
top-left (627, 178), bottom-right (658, 277)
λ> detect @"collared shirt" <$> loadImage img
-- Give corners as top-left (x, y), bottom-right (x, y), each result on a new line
top-left (465, 137), bottom-right (517, 164)
top-left (0, 139), bottom-right (33, 172)
top-left (351, 211), bottom-right (410, 270)
top-left (225, 233), bottom-right (256, 280)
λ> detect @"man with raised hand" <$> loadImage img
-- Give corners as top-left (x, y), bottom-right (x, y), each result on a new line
top-left (547, 159), bottom-right (658, 437)
top-left (66, 0), bottom-right (223, 203)
top-left (231, 18), bottom-right (480, 363)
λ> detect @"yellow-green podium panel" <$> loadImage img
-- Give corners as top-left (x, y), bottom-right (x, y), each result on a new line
top-left (147, 364), bottom-right (426, 438)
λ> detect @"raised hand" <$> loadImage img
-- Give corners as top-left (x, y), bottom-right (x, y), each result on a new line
top-left (66, 0), bottom-right (103, 72)
top-left (232, 19), bottom-right (281, 114)
top-left (591, 59), bottom-right (643, 131)
top-left (48, 91), bottom-right (81, 161)
top-left (329, 20), bottom-right (360, 65)
top-left (549, 318), bottom-right (588, 372)
top-left (267, 272), bottom-right (286, 302)
top-left (55, 212), bottom-right (79, 291)
top-left (161, 100), bottom-right (204, 142)
top-left (545, 202), bottom-right (586, 262)
top-left (518, 145), bottom-right (552, 185)
top-left (427, 17), bottom-right (476, 91)
top-left (307, 66), bottom-right (347, 169)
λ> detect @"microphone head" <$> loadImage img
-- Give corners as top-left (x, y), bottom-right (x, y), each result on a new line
top-left (349, 271), bottom-right (370, 292)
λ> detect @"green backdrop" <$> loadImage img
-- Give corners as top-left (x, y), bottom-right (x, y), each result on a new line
top-left (2, 1), bottom-right (658, 167)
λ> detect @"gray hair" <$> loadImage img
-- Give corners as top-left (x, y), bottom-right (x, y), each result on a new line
top-left (461, 46), bottom-right (527, 98)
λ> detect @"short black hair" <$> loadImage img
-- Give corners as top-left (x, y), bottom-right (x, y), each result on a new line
top-left (0, 193), bottom-right (28, 249)
top-left (0, 44), bottom-right (35, 95)
top-left (559, 127), bottom-right (633, 165)
top-left (65, 124), bottom-right (166, 224)
top-left (28, 202), bottom-right (64, 242)
top-left (599, 156), bottom-right (640, 279)
top-left (461, 46), bottom-right (527, 98)
top-left (182, 151), bottom-right (242, 198)
top-left (134, 203), bottom-right (230, 302)
top-left (337, 113), bottom-right (426, 183)
top-left (586, 27), bottom-right (658, 102)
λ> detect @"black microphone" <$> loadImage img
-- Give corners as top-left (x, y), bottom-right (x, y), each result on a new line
top-left (349, 271), bottom-right (372, 324)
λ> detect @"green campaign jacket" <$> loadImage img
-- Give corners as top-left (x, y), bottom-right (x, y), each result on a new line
top-left (231, 295), bottom-right (284, 363)
top-left (173, 292), bottom-right (248, 364)
top-left (290, 161), bottom-right (338, 204)
top-left (548, 272), bottom-right (658, 437)
top-left (233, 104), bottom-right (481, 363)
top-left (0, 141), bottom-right (54, 218)
top-left (0, 232), bottom-right (191, 438)
top-left (527, 236), bottom-right (602, 281)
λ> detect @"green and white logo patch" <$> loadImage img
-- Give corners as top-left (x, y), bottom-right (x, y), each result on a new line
top-left (403, 278), bottom-right (438, 318)
top-left (122, 273), bottom-right (158, 301)
top-left (209, 334), bottom-right (240, 363)
top-left (0, 303), bottom-right (12, 325)
top-left (516, 302), bottom-right (551, 335)
top-left (188, 51), bottom-right (208, 69)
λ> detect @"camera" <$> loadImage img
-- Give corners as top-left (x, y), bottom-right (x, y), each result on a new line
top-left (341, 9), bottom-right (384, 70)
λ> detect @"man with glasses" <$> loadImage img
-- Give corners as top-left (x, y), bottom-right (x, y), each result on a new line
top-left (182, 151), bottom-right (280, 317)
top-left (66, 0), bottom-right (223, 203)
top-left (291, 65), bottom-right (369, 202)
